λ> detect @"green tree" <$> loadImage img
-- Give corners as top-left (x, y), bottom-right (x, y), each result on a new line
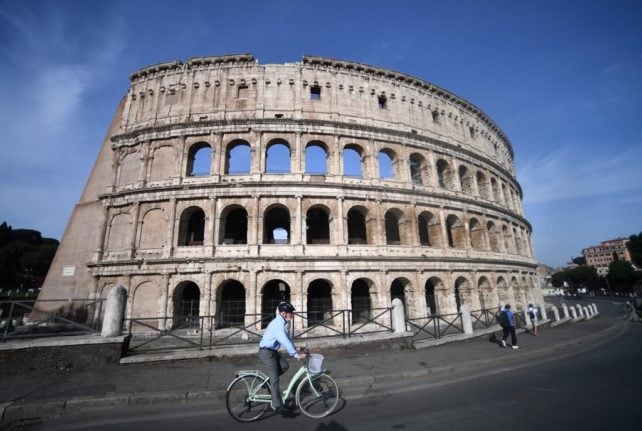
top-left (551, 270), bottom-right (568, 288)
top-left (572, 256), bottom-right (586, 266)
top-left (607, 259), bottom-right (636, 293)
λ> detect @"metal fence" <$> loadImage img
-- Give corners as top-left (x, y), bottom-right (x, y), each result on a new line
top-left (406, 312), bottom-right (465, 341)
top-left (1, 298), bottom-right (104, 342)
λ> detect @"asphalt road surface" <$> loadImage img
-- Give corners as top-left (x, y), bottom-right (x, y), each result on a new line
top-left (15, 319), bottom-right (641, 431)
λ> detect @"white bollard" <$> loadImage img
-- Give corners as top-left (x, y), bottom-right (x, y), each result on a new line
top-left (460, 304), bottom-right (473, 334)
top-left (569, 307), bottom-right (577, 319)
top-left (551, 305), bottom-right (560, 322)
top-left (562, 304), bottom-right (569, 319)
top-left (576, 304), bottom-right (584, 318)
top-left (101, 285), bottom-right (127, 337)
top-left (539, 304), bottom-right (548, 321)
top-left (391, 297), bottom-right (406, 333)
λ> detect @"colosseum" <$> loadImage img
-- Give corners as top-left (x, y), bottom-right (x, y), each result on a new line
top-left (40, 54), bottom-right (541, 335)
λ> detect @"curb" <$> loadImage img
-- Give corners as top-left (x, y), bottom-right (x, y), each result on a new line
top-left (1, 320), bottom-right (626, 422)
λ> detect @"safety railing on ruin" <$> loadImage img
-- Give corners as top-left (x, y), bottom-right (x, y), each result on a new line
top-left (470, 307), bottom-right (502, 331)
top-left (1, 298), bottom-right (104, 342)
top-left (124, 307), bottom-right (394, 355)
top-left (406, 312), bottom-right (465, 341)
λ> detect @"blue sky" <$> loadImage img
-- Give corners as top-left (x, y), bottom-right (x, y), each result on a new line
top-left (0, 0), bottom-right (640, 268)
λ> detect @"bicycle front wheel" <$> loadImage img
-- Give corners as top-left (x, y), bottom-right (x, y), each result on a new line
top-left (296, 373), bottom-right (339, 418)
top-left (226, 375), bottom-right (270, 422)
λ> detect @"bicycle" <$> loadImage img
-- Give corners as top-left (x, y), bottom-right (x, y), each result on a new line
top-left (225, 350), bottom-right (339, 421)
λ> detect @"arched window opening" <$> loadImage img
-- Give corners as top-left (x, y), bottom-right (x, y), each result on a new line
top-left (261, 280), bottom-right (291, 328)
top-left (220, 207), bottom-right (248, 244)
top-left (266, 140), bottom-right (291, 174)
top-left (385, 209), bottom-right (402, 245)
top-left (478, 277), bottom-right (491, 310)
top-left (469, 218), bottom-right (486, 250)
top-left (446, 215), bottom-right (466, 248)
top-left (502, 184), bottom-right (511, 209)
top-left (454, 277), bottom-right (469, 312)
top-left (418, 213), bottom-right (431, 246)
top-left (513, 228), bottom-right (524, 255)
top-left (497, 277), bottom-right (509, 306)
top-left (306, 207), bottom-right (330, 244)
top-left (437, 159), bottom-right (454, 190)
top-left (179, 207), bottom-right (205, 246)
top-left (218, 281), bottom-right (245, 328)
top-left (186, 142), bottom-right (211, 176)
top-left (173, 281), bottom-right (200, 328)
top-left (351, 279), bottom-right (372, 324)
top-left (409, 154), bottom-right (427, 185)
top-left (487, 221), bottom-right (501, 252)
top-left (263, 206), bottom-right (290, 244)
top-left (476, 171), bottom-right (490, 200)
top-left (343, 146), bottom-right (362, 177)
top-left (225, 140), bottom-right (251, 174)
top-left (378, 150), bottom-right (395, 179)
top-left (459, 165), bottom-right (473, 194)
top-left (491, 178), bottom-right (501, 202)
top-left (307, 280), bottom-right (333, 327)
top-left (425, 278), bottom-right (440, 315)
top-left (305, 142), bottom-right (328, 175)
top-left (390, 279), bottom-right (407, 316)
top-left (347, 208), bottom-right (368, 244)
top-left (502, 225), bottom-right (513, 253)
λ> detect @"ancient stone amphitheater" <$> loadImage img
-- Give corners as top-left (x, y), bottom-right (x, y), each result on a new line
top-left (40, 54), bottom-right (541, 332)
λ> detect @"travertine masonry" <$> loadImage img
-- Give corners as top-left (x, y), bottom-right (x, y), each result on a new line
top-left (39, 54), bottom-right (541, 332)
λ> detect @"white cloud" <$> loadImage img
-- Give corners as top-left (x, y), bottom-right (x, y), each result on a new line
top-left (518, 144), bottom-right (642, 204)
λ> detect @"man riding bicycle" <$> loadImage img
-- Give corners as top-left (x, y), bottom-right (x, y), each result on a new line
top-left (258, 302), bottom-right (307, 414)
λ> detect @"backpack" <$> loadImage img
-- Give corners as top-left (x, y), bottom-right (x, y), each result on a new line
top-left (528, 309), bottom-right (536, 320)
top-left (498, 310), bottom-right (509, 328)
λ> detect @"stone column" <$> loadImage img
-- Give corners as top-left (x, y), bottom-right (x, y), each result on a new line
top-left (569, 306), bottom-right (577, 319)
top-left (101, 285), bottom-right (127, 337)
top-left (460, 304), bottom-right (473, 334)
top-left (561, 304), bottom-right (569, 319)
top-left (576, 304), bottom-right (584, 318)
top-left (392, 298), bottom-right (406, 333)
top-left (551, 305), bottom-right (560, 322)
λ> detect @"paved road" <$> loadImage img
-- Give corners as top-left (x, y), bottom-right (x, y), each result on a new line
top-left (14, 319), bottom-right (640, 431)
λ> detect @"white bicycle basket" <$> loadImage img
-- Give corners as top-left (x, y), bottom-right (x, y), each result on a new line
top-left (308, 353), bottom-right (324, 374)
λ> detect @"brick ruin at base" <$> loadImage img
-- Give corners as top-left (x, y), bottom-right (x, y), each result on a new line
top-left (39, 54), bottom-right (542, 332)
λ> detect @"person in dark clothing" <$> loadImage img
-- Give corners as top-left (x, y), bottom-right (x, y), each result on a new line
top-left (500, 304), bottom-right (519, 349)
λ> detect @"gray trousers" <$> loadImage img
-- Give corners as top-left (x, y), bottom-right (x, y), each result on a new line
top-left (258, 348), bottom-right (289, 409)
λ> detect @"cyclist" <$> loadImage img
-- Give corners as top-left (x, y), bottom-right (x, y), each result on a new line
top-left (258, 302), bottom-right (306, 414)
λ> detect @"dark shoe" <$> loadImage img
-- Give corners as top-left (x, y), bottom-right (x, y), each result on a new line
top-left (275, 406), bottom-right (296, 418)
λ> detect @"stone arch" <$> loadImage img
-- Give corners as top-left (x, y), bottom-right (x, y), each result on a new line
top-left (130, 281), bottom-right (157, 320)
top-left (186, 141), bottom-right (211, 176)
top-left (487, 221), bottom-right (501, 252)
top-left (446, 214), bottom-right (466, 248)
top-left (261, 279), bottom-right (291, 328)
top-left (217, 279), bottom-right (246, 328)
top-left (477, 276), bottom-right (493, 310)
top-left (351, 278), bottom-right (374, 324)
top-left (106, 212), bottom-right (130, 251)
top-left (384, 208), bottom-right (405, 245)
top-left (343, 143), bottom-right (365, 177)
top-left (306, 205), bottom-right (331, 244)
top-left (497, 276), bottom-right (510, 307)
top-left (118, 151), bottom-right (139, 187)
top-left (149, 145), bottom-right (177, 181)
top-left (178, 206), bottom-right (205, 246)
top-left (409, 153), bottom-right (429, 185)
top-left (476, 170), bottom-right (490, 200)
top-left (469, 217), bottom-right (486, 250)
top-left (172, 281), bottom-right (201, 328)
top-left (454, 276), bottom-right (471, 312)
top-left (347, 205), bottom-right (375, 244)
top-left (491, 177), bottom-right (501, 203)
top-left (307, 279), bottom-right (333, 327)
top-left (263, 204), bottom-right (290, 244)
top-left (225, 139), bottom-right (251, 174)
top-left (510, 276), bottom-right (520, 309)
top-left (378, 148), bottom-right (398, 180)
top-left (425, 277), bottom-right (442, 315)
top-left (459, 164), bottom-right (474, 194)
top-left (266, 139), bottom-right (291, 174)
top-left (219, 205), bottom-right (248, 244)
top-left (436, 158), bottom-right (455, 190)
top-left (305, 140), bottom-right (328, 175)
top-left (139, 208), bottom-right (166, 249)
top-left (502, 224), bottom-right (513, 253)
top-left (390, 277), bottom-right (412, 317)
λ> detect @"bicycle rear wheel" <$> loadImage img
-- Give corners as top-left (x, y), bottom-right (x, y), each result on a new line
top-left (296, 373), bottom-right (339, 418)
top-left (226, 375), bottom-right (270, 422)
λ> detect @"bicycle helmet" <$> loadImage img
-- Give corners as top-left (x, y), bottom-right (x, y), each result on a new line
top-left (278, 302), bottom-right (295, 313)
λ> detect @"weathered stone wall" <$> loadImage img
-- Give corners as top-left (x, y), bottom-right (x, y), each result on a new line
top-left (39, 55), bottom-right (541, 330)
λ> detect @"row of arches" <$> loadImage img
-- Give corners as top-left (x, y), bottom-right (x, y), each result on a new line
top-left (107, 201), bottom-right (532, 257)
top-left (127, 274), bottom-right (535, 331)
top-left (117, 136), bottom-right (522, 214)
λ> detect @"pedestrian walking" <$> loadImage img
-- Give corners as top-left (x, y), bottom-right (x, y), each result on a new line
top-left (499, 304), bottom-right (518, 349)
top-left (528, 303), bottom-right (538, 336)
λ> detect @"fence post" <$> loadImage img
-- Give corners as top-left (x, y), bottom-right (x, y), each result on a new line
top-left (392, 298), bottom-right (406, 333)
top-left (101, 285), bottom-right (127, 337)
top-left (460, 305), bottom-right (473, 334)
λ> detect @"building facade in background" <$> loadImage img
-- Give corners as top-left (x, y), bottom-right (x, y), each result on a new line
top-left (583, 237), bottom-right (632, 276)
top-left (39, 54), bottom-right (540, 332)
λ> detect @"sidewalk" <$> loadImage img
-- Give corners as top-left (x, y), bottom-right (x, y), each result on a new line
top-left (0, 317), bottom-right (627, 421)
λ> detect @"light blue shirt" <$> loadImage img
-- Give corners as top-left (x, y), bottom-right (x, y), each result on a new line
top-left (259, 314), bottom-right (299, 358)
